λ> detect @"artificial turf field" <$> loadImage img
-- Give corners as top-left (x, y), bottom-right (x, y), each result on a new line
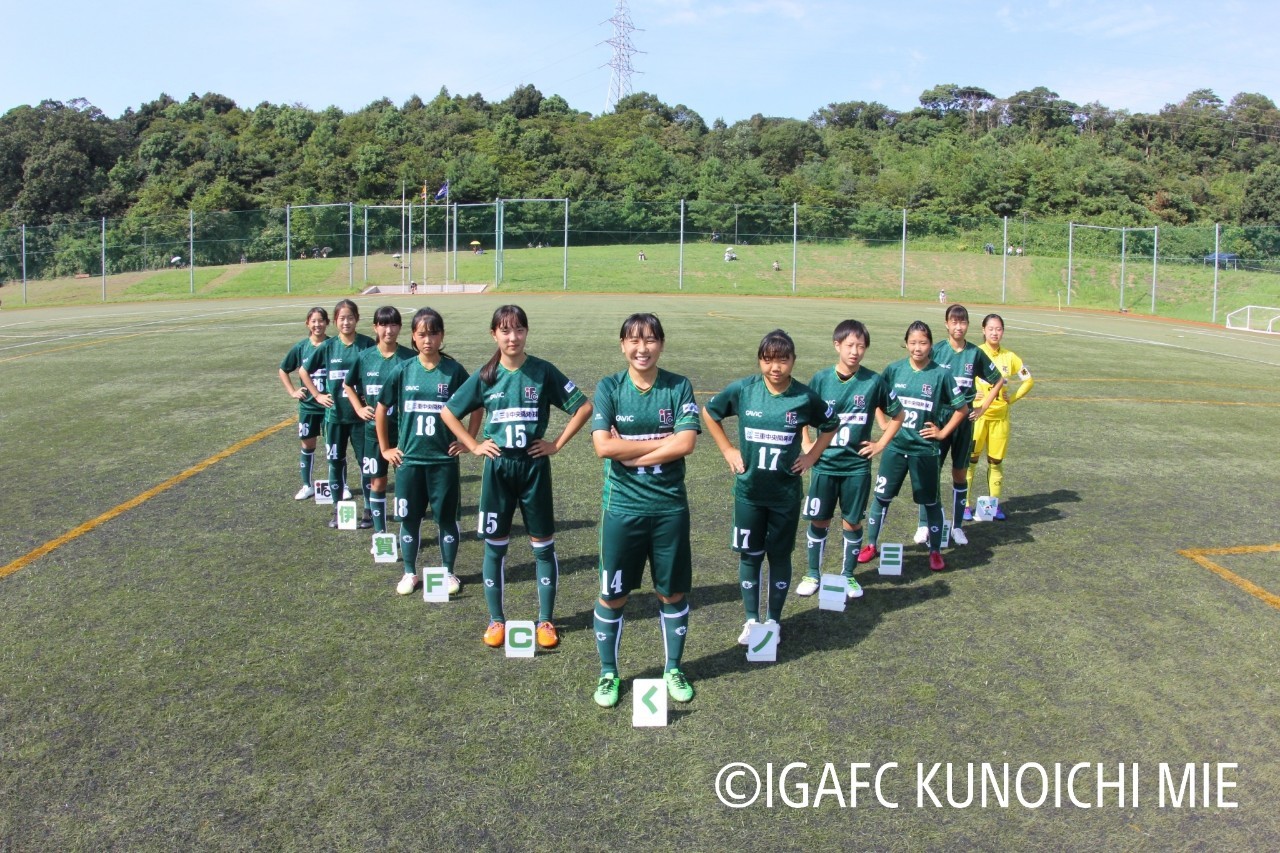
top-left (1, 293), bottom-right (1278, 850)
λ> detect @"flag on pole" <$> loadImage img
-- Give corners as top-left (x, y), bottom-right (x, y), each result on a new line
top-left (434, 181), bottom-right (449, 201)
top-left (422, 183), bottom-right (428, 202)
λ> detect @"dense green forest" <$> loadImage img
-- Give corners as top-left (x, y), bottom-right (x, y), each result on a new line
top-left (2, 83), bottom-right (1279, 234)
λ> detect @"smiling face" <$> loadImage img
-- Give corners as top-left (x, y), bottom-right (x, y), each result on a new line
top-left (335, 306), bottom-right (358, 341)
top-left (621, 330), bottom-right (663, 378)
top-left (375, 321), bottom-right (401, 348)
top-left (306, 310), bottom-right (329, 342)
top-left (491, 321), bottom-right (528, 360)
top-left (983, 317), bottom-right (1005, 349)
top-left (758, 354), bottom-right (795, 393)
top-left (946, 314), bottom-right (969, 346)
top-left (906, 329), bottom-right (933, 366)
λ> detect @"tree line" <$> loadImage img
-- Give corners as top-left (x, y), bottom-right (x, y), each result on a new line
top-left (2, 83), bottom-right (1279, 235)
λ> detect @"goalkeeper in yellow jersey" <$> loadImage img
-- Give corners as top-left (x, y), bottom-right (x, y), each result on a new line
top-left (966, 314), bottom-right (1035, 521)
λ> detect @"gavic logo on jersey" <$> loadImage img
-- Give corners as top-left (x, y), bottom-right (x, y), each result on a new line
top-left (745, 410), bottom-right (763, 418)
top-left (405, 385), bottom-right (420, 391)
top-left (485, 392), bottom-right (504, 402)
top-left (658, 408), bottom-right (673, 427)
top-left (524, 386), bottom-right (539, 403)
top-left (616, 415), bottom-right (635, 423)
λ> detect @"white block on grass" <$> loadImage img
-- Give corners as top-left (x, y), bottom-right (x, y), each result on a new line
top-left (504, 620), bottom-right (537, 658)
top-left (313, 479), bottom-right (334, 505)
top-left (744, 621), bottom-right (779, 662)
top-left (421, 567), bottom-right (450, 602)
top-left (632, 678), bottom-right (668, 727)
top-left (335, 500), bottom-right (359, 530)
top-left (976, 496), bottom-right (999, 522)
top-left (878, 543), bottom-right (905, 576)
top-left (372, 533), bottom-right (398, 563)
top-left (817, 573), bottom-right (848, 612)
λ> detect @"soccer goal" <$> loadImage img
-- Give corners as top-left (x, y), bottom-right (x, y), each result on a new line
top-left (1225, 305), bottom-right (1280, 334)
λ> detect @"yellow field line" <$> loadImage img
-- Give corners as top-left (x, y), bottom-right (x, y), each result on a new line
top-left (1178, 544), bottom-right (1280, 611)
top-left (0, 418), bottom-right (294, 580)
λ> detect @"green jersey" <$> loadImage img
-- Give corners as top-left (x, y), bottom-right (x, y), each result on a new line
top-left (377, 356), bottom-right (472, 465)
top-left (592, 367), bottom-right (700, 516)
top-left (932, 339), bottom-right (1001, 414)
top-left (345, 344), bottom-right (415, 411)
top-left (279, 336), bottom-right (328, 417)
top-left (704, 374), bottom-right (838, 507)
top-left (303, 334), bottom-right (375, 424)
top-left (881, 358), bottom-right (961, 457)
top-left (807, 365), bottom-right (902, 476)
top-left (446, 354), bottom-right (588, 452)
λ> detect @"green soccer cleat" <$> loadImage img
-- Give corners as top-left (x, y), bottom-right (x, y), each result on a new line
top-left (845, 576), bottom-right (864, 599)
top-left (594, 673), bottom-right (621, 708)
top-left (795, 576), bottom-right (820, 597)
top-left (664, 668), bottom-right (695, 703)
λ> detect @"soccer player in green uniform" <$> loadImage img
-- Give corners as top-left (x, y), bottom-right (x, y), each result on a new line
top-left (590, 313), bottom-right (700, 708)
top-left (703, 329), bottom-right (839, 645)
top-left (277, 306), bottom-right (329, 500)
top-left (344, 306), bottom-right (415, 538)
top-left (795, 319), bottom-right (904, 600)
top-left (911, 304), bottom-right (1004, 547)
top-left (376, 308), bottom-right (481, 597)
top-left (860, 321), bottom-right (967, 572)
top-left (300, 299), bottom-right (375, 528)
top-left (439, 305), bottom-right (593, 651)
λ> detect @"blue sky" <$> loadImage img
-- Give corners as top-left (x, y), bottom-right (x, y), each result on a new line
top-left (5, 1), bottom-right (1278, 122)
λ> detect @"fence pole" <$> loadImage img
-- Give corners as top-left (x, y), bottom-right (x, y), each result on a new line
top-left (1001, 215), bottom-right (1009, 303)
top-left (362, 206), bottom-right (368, 282)
top-left (791, 202), bottom-right (797, 294)
top-left (678, 200), bottom-right (685, 291)
top-left (286, 205), bottom-right (292, 295)
top-left (494, 198), bottom-right (502, 287)
top-left (21, 223), bottom-right (27, 304)
top-left (407, 200), bottom-right (414, 290)
top-left (348, 202), bottom-right (354, 288)
top-left (1150, 226), bottom-right (1159, 314)
top-left (562, 198), bottom-right (569, 291)
top-left (1119, 227), bottom-right (1127, 310)
top-left (899, 208), bottom-right (907, 298)
top-left (101, 217), bottom-right (107, 302)
top-left (1065, 221), bottom-right (1073, 307)
top-left (189, 209), bottom-right (195, 294)
top-left (1212, 223), bottom-right (1221, 323)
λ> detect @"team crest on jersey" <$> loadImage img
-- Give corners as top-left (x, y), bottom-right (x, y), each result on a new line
top-left (437, 383), bottom-right (450, 396)
top-left (964, 364), bottom-right (974, 376)
top-left (658, 408), bottom-right (674, 427)
top-left (853, 394), bottom-right (867, 409)
top-left (922, 383), bottom-right (933, 397)
top-left (524, 386), bottom-right (539, 403)
top-left (785, 411), bottom-right (798, 426)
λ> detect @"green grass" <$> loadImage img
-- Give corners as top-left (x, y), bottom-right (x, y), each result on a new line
top-left (2, 294), bottom-right (1278, 850)
top-left (7, 241), bottom-right (1280, 327)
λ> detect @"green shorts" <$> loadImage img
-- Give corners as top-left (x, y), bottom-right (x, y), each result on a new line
top-left (803, 470), bottom-right (872, 525)
top-left (598, 510), bottom-right (692, 599)
top-left (298, 410), bottom-right (324, 441)
top-left (874, 451), bottom-right (942, 506)
top-left (475, 452), bottom-right (556, 539)
top-left (394, 462), bottom-right (461, 528)
top-left (936, 416), bottom-right (973, 472)
top-left (359, 422), bottom-right (389, 479)
top-left (732, 499), bottom-right (801, 561)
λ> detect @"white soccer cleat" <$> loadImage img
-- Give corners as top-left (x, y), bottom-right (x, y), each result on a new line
top-left (341, 486), bottom-right (353, 500)
top-left (912, 525), bottom-right (929, 545)
top-left (294, 485), bottom-right (315, 500)
top-left (762, 619), bottom-right (781, 643)
top-left (737, 618), bottom-right (760, 645)
top-left (951, 527), bottom-right (969, 546)
top-left (795, 577), bottom-right (820, 597)
top-left (447, 574), bottom-right (462, 595)
top-left (396, 573), bottom-right (418, 595)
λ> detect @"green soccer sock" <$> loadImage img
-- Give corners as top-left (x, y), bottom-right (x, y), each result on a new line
top-left (532, 540), bottom-right (558, 622)
top-left (370, 490), bottom-right (386, 533)
top-left (865, 499), bottom-right (890, 546)
top-left (805, 523), bottom-right (829, 577)
top-left (841, 528), bottom-right (864, 577)
top-left (765, 557), bottom-right (793, 623)
top-left (300, 449), bottom-right (314, 487)
top-left (439, 521), bottom-right (460, 573)
top-left (739, 552), bottom-right (764, 620)
top-left (951, 485), bottom-right (968, 529)
top-left (594, 600), bottom-right (624, 676)
top-left (400, 516), bottom-right (421, 575)
top-left (329, 456), bottom-right (345, 505)
top-left (925, 502), bottom-right (945, 550)
top-left (660, 599), bottom-right (689, 670)
top-left (481, 539), bottom-right (509, 622)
